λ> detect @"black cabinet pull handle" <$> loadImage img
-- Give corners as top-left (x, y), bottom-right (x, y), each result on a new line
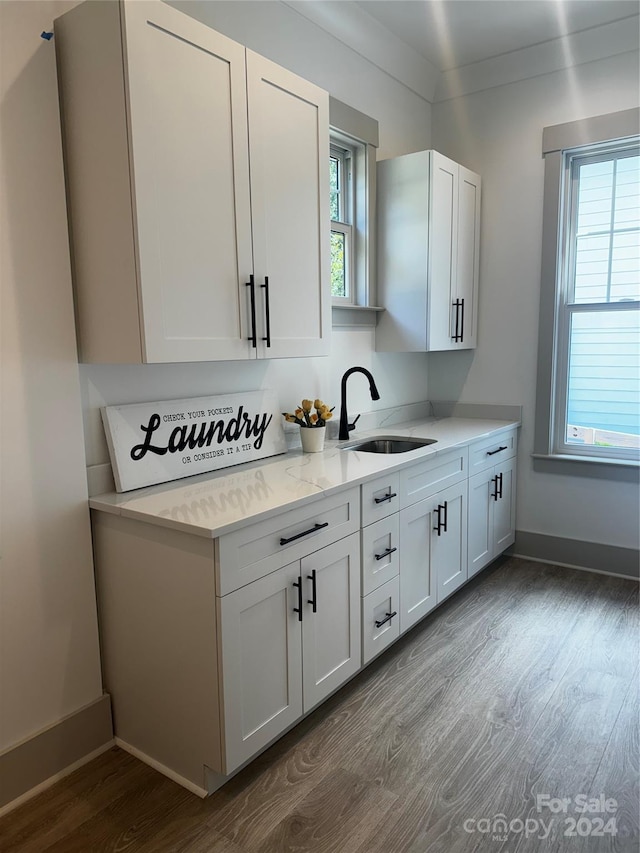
top-left (497, 472), bottom-right (503, 499)
top-left (443, 500), bottom-right (448, 533)
top-left (280, 522), bottom-right (328, 546)
top-left (460, 297), bottom-right (465, 344)
top-left (260, 276), bottom-right (271, 348)
top-left (246, 275), bottom-right (257, 348)
top-left (452, 299), bottom-right (460, 342)
top-left (293, 577), bottom-right (302, 621)
top-left (491, 475), bottom-right (499, 501)
top-left (307, 568), bottom-right (317, 613)
top-left (374, 546), bottom-right (397, 561)
top-left (374, 491), bottom-right (397, 504)
top-left (375, 611), bottom-right (397, 629)
top-left (433, 502), bottom-right (448, 535)
top-left (487, 445), bottom-right (508, 456)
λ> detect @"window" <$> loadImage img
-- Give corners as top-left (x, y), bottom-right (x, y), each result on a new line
top-left (328, 97), bottom-right (379, 321)
top-left (330, 141), bottom-right (354, 303)
top-left (535, 109), bottom-right (640, 466)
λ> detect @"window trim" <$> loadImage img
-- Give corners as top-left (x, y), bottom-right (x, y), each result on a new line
top-left (330, 141), bottom-right (355, 304)
top-left (534, 107), bottom-right (640, 469)
top-left (329, 97), bottom-right (381, 324)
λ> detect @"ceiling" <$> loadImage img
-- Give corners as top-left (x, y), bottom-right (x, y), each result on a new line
top-left (285, 0), bottom-right (639, 101)
top-left (355, 0), bottom-right (639, 71)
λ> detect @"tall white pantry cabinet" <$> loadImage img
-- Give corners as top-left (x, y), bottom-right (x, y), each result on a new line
top-left (376, 150), bottom-right (481, 352)
top-left (55, 0), bottom-right (330, 363)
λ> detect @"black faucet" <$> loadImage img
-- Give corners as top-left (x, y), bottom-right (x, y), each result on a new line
top-left (338, 367), bottom-right (380, 441)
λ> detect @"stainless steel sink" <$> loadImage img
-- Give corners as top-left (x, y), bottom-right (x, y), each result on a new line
top-left (341, 436), bottom-right (437, 454)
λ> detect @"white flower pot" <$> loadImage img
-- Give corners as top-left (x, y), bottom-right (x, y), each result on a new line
top-left (300, 426), bottom-right (326, 453)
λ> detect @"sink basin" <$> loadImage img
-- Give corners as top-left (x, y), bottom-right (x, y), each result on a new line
top-left (341, 435), bottom-right (437, 454)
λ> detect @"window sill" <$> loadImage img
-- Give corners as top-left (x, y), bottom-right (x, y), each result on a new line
top-left (331, 304), bottom-right (385, 328)
top-left (532, 451), bottom-right (640, 479)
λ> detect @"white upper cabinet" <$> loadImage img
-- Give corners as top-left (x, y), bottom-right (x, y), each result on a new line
top-left (247, 52), bottom-right (330, 359)
top-left (55, 1), bottom-right (329, 363)
top-left (376, 150), bottom-right (481, 352)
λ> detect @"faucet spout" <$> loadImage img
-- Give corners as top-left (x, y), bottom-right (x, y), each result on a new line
top-left (338, 367), bottom-right (380, 441)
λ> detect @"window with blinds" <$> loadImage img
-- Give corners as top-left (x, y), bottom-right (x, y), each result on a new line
top-left (556, 143), bottom-right (640, 459)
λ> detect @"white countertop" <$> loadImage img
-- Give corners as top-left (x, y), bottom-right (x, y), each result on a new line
top-left (89, 416), bottom-right (520, 538)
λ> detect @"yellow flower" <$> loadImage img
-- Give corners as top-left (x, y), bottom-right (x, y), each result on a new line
top-left (295, 407), bottom-right (304, 418)
top-left (314, 399), bottom-right (324, 410)
top-left (284, 413), bottom-right (297, 423)
top-left (310, 413), bottom-right (318, 424)
top-left (301, 399), bottom-right (313, 412)
top-left (323, 411), bottom-right (333, 420)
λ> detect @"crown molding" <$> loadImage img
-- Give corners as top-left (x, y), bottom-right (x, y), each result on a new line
top-left (434, 16), bottom-right (640, 102)
top-left (283, 0), bottom-right (439, 103)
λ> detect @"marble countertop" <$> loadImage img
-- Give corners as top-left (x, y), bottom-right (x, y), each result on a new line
top-left (89, 416), bottom-right (520, 539)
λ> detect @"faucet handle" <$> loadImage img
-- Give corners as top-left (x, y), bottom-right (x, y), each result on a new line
top-left (348, 414), bottom-right (361, 432)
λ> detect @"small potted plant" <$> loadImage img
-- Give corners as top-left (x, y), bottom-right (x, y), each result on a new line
top-left (283, 399), bottom-right (333, 452)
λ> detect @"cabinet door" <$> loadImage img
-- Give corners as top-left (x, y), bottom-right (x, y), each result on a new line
top-left (456, 166), bottom-right (481, 350)
top-left (362, 576), bottom-right (400, 665)
top-left (361, 513), bottom-right (400, 597)
top-left (428, 151), bottom-right (458, 352)
top-left (494, 457), bottom-right (517, 555)
top-left (247, 51), bottom-right (330, 359)
top-left (301, 534), bottom-right (361, 711)
top-left (399, 500), bottom-right (437, 633)
top-left (123, 1), bottom-right (254, 363)
top-left (468, 469), bottom-right (494, 580)
top-left (218, 562), bottom-right (303, 773)
top-left (432, 481), bottom-right (468, 603)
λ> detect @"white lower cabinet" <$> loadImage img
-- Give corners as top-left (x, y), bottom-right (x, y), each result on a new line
top-left (301, 537), bottom-right (361, 711)
top-left (91, 426), bottom-right (518, 798)
top-left (217, 561), bottom-right (303, 773)
top-left (433, 481), bottom-right (469, 603)
top-left (468, 456), bottom-right (517, 579)
top-left (399, 498), bottom-right (437, 632)
top-left (399, 479), bottom-right (468, 632)
top-left (359, 472), bottom-right (401, 664)
top-left (218, 532), bottom-right (360, 773)
top-left (362, 576), bottom-right (400, 664)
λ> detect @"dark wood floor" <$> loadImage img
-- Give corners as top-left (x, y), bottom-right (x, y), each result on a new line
top-left (1, 557), bottom-right (638, 852)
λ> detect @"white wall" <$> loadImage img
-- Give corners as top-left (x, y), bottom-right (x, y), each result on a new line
top-left (0, 1), bottom-right (103, 751)
top-left (81, 0), bottom-right (433, 473)
top-left (430, 50), bottom-right (640, 550)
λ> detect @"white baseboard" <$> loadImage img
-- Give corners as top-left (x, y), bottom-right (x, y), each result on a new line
top-left (114, 738), bottom-right (208, 798)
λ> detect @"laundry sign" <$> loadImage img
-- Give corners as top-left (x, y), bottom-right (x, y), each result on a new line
top-left (102, 391), bottom-right (286, 492)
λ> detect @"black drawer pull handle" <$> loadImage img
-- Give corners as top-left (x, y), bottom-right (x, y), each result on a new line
top-left (487, 445), bottom-right (508, 456)
top-left (374, 491), bottom-right (397, 504)
top-left (375, 611), bottom-right (397, 629)
top-left (292, 577), bottom-right (302, 622)
top-left (280, 522), bottom-right (328, 546)
top-left (374, 546), bottom-right (397, 561)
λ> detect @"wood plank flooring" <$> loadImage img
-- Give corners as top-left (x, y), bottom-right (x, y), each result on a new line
top-left (1, 557), bottom-right (637, 852)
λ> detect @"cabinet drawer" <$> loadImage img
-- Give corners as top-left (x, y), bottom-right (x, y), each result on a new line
top-left (399, 447), bottom-right (467, 507)
top-left (468, 429), bottom-right (517, 475)
top-left (362, 577), bottom-right (400, 665)
top-left (361, 472), bottom-right (400, 527)
top-left (361, 514), bottom-right (400, 597)
top-left (216, 487), bottom-right (360, 595)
